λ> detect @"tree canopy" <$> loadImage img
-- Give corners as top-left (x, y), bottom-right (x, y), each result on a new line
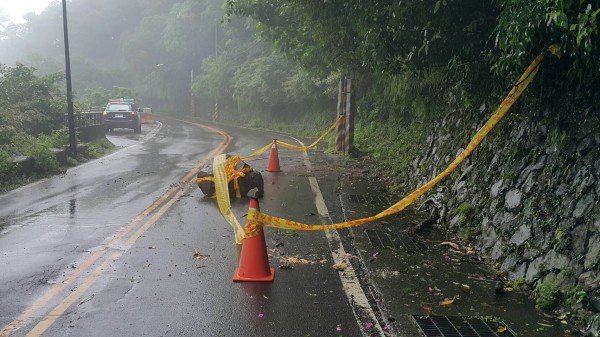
top-left (227, 0), bottom-right (599, 89)
top-left (0, 64), bottom-right (65, 137)
top-left (1, 0), bottom-right (597, 123)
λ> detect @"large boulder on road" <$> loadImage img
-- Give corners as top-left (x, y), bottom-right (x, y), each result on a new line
top-left (197, 155), bottom-right (264, 198)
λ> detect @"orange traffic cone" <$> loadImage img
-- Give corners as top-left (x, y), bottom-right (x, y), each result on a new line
top-left (233, 198), bottom-right (275, 282)
top-left (266, 140), bottom-right (281, 172)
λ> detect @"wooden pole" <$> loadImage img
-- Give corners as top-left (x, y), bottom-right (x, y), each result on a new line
top-left (344, 77), bottom-right (354, 154)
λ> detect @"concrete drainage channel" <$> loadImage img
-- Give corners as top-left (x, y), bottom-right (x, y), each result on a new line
top-left (336, 176), bottom-right (570, 337)
top-left (364, 228), bottom-right (428, 254)
top-left (361, 228), bottom-right (519, 337)
top-left (412, 315), bottom-right (517, 337)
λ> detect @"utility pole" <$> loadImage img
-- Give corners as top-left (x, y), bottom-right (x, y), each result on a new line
top-left (335, 77), bottom-right (345, 153)
top-left (62, 0), bottom-right (76, 157)
top-left (344, 77), bottom-right (354, 154)
top-left (335, 76), bottom-right (354, 154)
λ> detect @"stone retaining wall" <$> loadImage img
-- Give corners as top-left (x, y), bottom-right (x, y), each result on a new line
top-left (402, 105), bottom-right (599, 333)
top-left (12, 126), bottom-right (106, 176)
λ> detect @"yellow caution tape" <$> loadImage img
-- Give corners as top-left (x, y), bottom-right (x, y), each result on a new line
top-left (197, 156), bottom-right (253, 198)
top-left (276, 116), bottom-right (343, 151)
top-left (240, 143), bottom-right (273, 161)
top-left (242, 45), bottom-right (558, 237)
top-left (212, 154), bottom-right (245, 244)
top-left (240, 116), bottom-right (343, 160)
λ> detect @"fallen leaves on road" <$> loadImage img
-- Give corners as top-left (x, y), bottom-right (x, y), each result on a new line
top-left (378, 270), bottom-right (401, 279)
top-left (333, 262), bottom-right (348, 271)
top-left (440, 241), bottom-right (460, 250)
top-left (192, 249), bottom-right (210, 261)
top-left (281, 256), bottom-right (310, 264)
top-left (278, 255), bottom-right (329, 269)
top-left (440, 299), bottom-right (454, 305)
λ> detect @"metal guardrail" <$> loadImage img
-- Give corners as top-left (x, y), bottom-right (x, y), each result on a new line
top-left (64, 106), bottom-right (105, 128)
top-left (65, 106), bottom-right (154, 128)
top-left (64, 112), bottom-right (104, 128)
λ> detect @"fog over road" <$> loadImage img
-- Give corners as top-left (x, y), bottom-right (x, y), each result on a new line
top-left (0, 118), bottom-right (370, 337)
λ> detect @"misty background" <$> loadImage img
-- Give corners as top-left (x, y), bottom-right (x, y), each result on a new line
top-left (0, 0), bottom-right (321, 122)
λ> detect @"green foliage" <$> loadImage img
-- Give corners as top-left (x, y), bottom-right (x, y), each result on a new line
top-left (563, 286), bottom-right (587, 307)
top-left (0, 64), bottom-right (72, 180)
top-left (0, 149), bottom-right (18, 183)
top-left (78, 87), bottom-right (136, 109)
top-left (81, 139), bottom-right (115, 161)
top-left (533, 271), bottom-right (586, 311)
top-left (84, 145), bottom-right (101, 159)
top-left (551, 222), bottom-right (573, 252)
top-left (227, 0), bottom-right (497, 76)
top-left (94, 138), bottom-right (115, 151)
top-left (534, 274), bottom-right (562, 310)
top-left (23, 136), bottom-right (60, 174)
top-left (354, 116), bottom-right (428, 192)
top-left (0, 64), bottom-right (65, 136)
top-left (66, 156), bottom-right (78, 167)
top-left (493, 0), bottom-right (600, 85)
top-left (242, 110), bottom-right (335, 142)
top-left (545, 128), bottom-right (570, 150)
top-left (47, 129), bottom-right (70, 148)
top-left (506, 278), bottom-right (528, 291)
top-left (351, 68), bottom-right (450, 192)
top-left (457, 203), bottom-right (474, 218)
top-left (232, 52), bottom-right (295, 117)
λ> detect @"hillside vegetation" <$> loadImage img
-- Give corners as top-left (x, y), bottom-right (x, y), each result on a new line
top-left (1, 1), bottom-right (599, 327)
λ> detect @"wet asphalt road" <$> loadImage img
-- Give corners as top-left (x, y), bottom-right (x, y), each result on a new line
top-left (0, 117), bottom-right (369, 337)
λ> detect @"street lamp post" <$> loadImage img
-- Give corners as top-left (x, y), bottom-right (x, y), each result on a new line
top-left (62, 0), bottom-right (76, 157)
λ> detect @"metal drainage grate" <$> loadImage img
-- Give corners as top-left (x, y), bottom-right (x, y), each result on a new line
top-left (365, 229), bottom-right (428, 253)
top-left (412, 315), bottom-right (517, 337)
top-left (348, 194), bottom-right (389, 205)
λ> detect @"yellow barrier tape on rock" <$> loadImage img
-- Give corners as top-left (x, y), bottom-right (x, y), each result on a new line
top-left (244, 45), bottom-right (558, 236)
top-left (213, 154), bottom-right (245, 244)
top-left (196, 156), bottom-right (253, 199)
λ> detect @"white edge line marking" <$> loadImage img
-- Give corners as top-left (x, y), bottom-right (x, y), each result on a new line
top-left (288, 135), bottom-right (384, 336)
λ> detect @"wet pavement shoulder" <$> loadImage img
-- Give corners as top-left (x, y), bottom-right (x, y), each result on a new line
top-left (308, 149), bottom-right (576, 337)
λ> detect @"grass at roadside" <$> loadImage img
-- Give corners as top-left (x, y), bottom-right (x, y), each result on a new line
top-left (0, 138), bottom-right (115, 193)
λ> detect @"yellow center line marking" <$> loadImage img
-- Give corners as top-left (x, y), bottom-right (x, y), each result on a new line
top-left (124, 134), bottom-right (229, 245)
top-left (1, 121), bottom-right (231, 337)
top-left (24, 251), bottom-right (123, 337)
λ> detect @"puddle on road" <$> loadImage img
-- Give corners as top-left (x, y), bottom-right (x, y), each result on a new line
top-left (352, 212), bottom-right (584, 337)
top-left (0, 206), bottom-right (62, 236)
